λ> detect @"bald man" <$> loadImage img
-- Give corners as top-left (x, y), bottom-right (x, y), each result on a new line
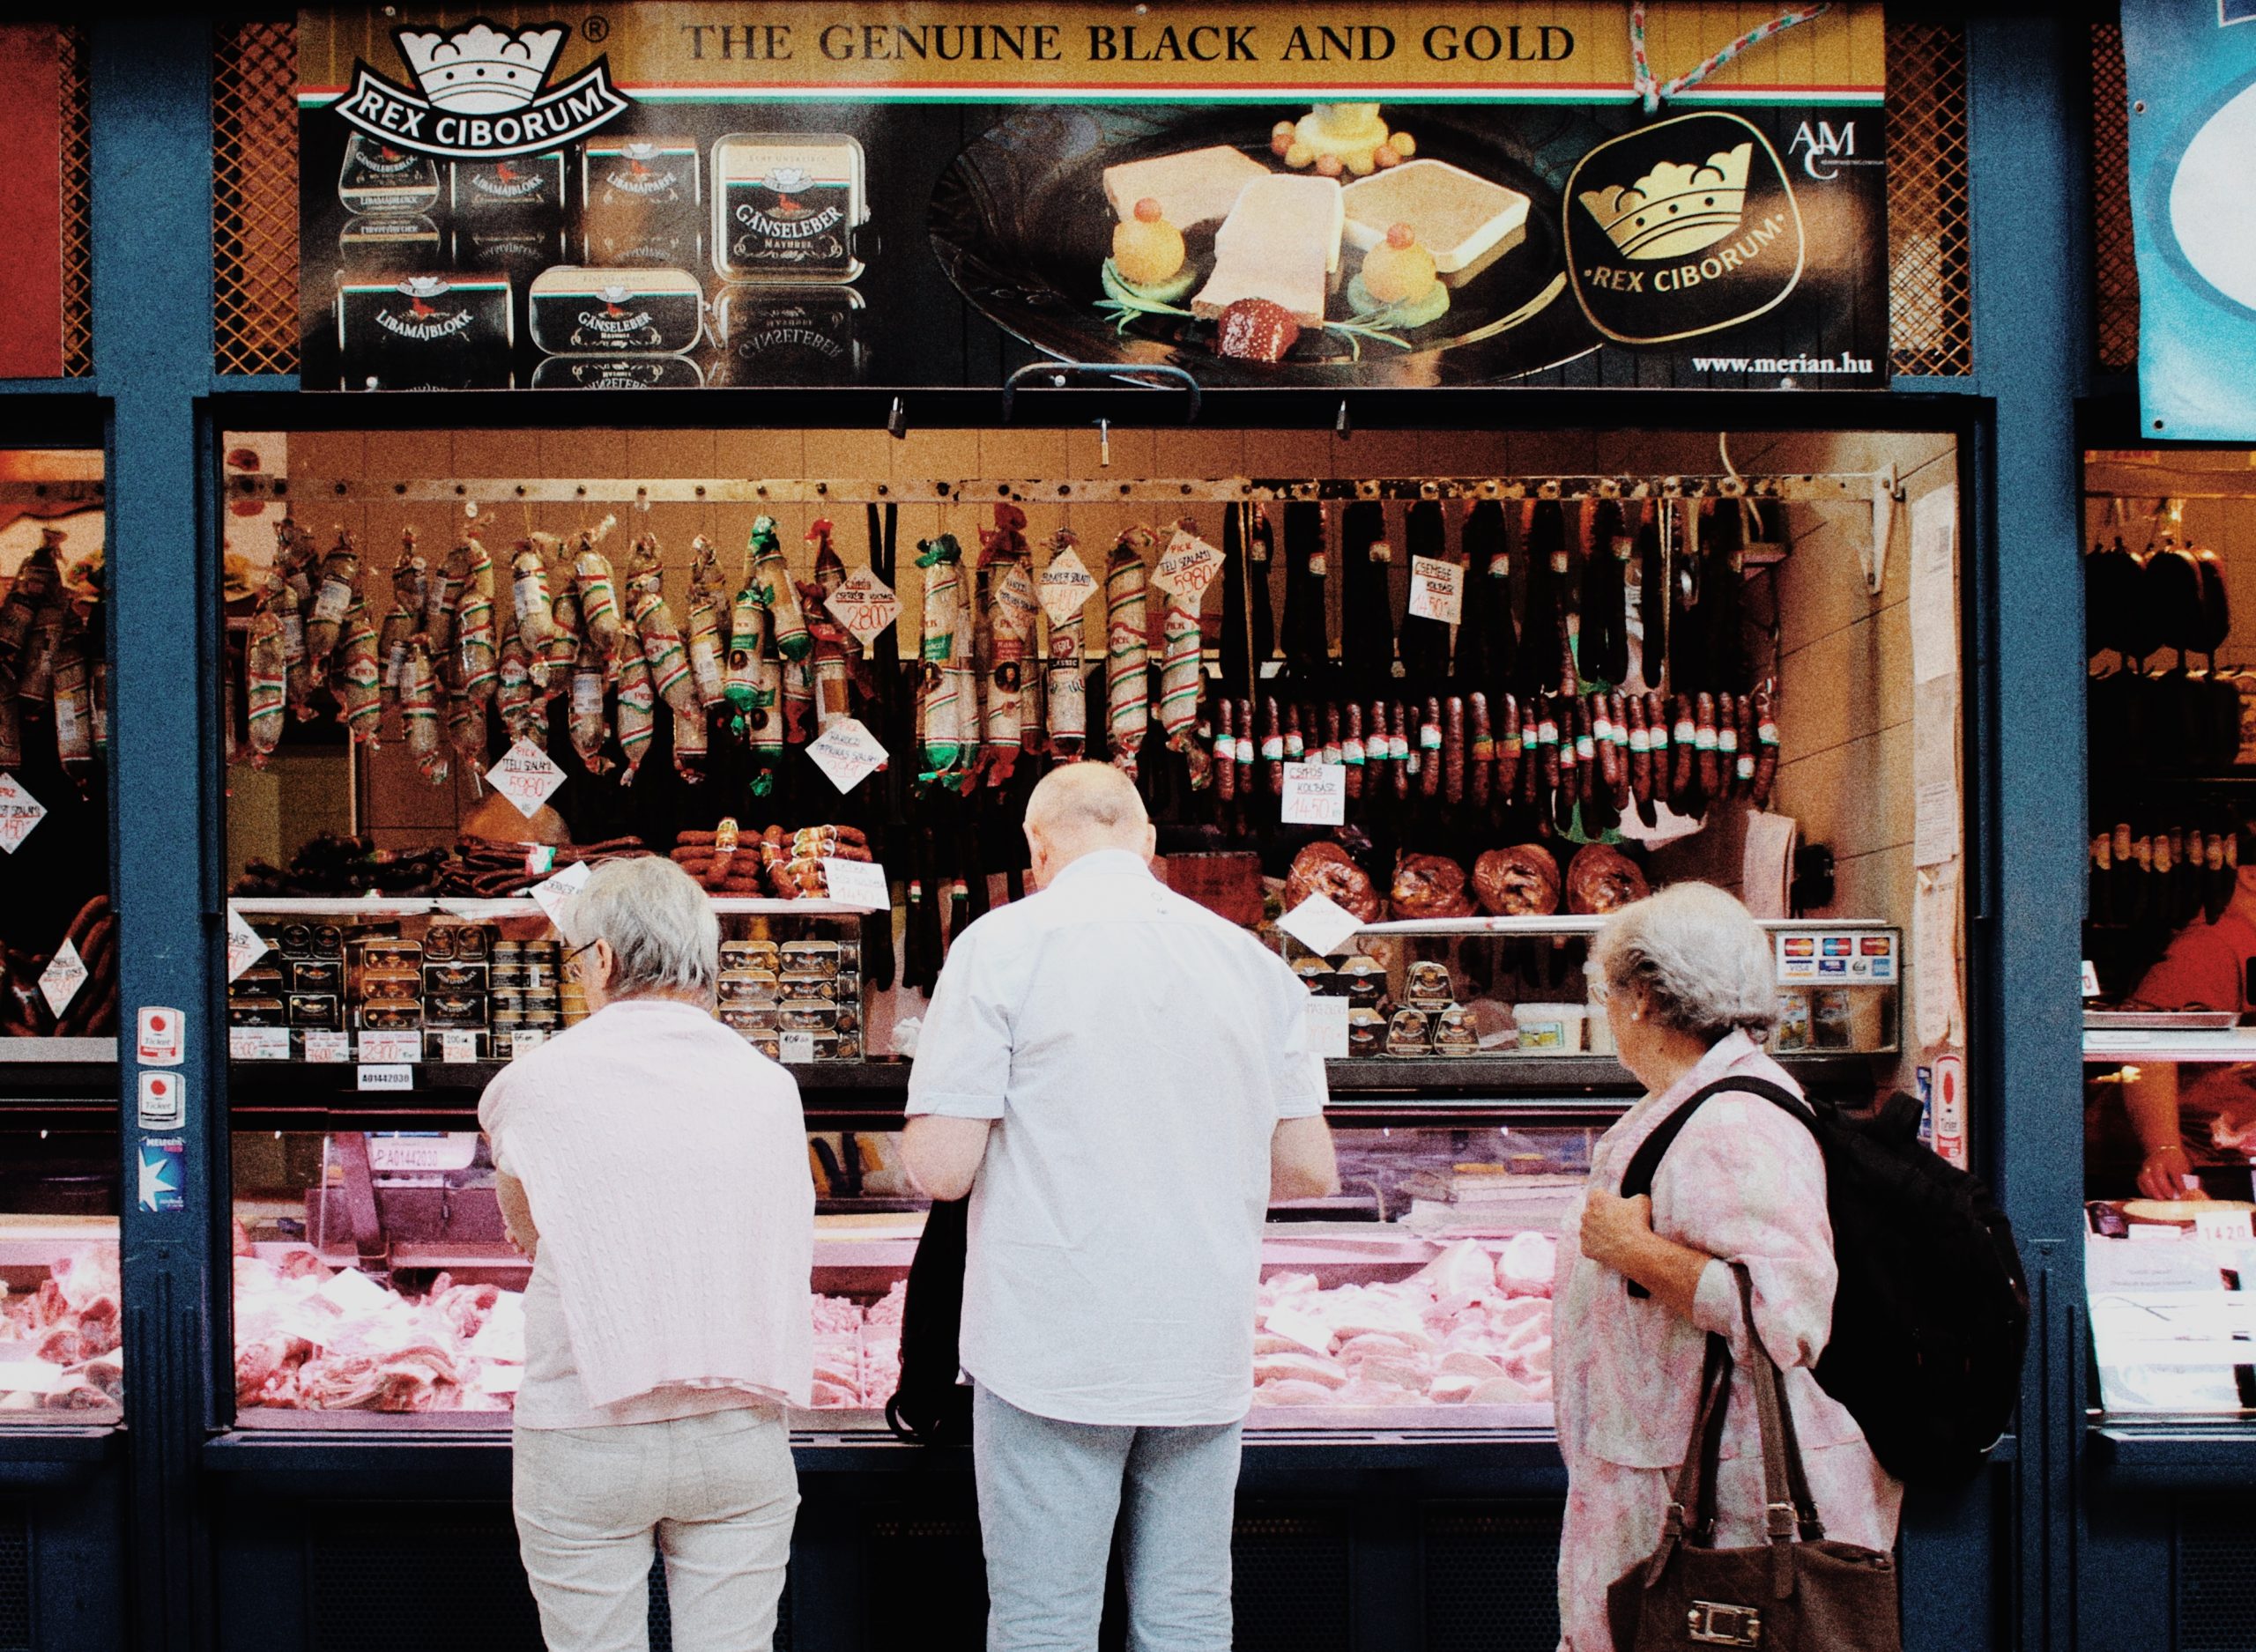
top-left (904, 763), bottom-right (1336, 1652)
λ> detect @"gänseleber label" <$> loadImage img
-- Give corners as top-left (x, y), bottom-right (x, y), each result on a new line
top-left (333, 19), bottom-right (628, 161)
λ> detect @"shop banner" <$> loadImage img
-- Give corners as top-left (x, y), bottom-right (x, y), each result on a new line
top-left (297, 3), bottom-right (1888, 391)
top-left (2121, 1), bottom-right (2256, 440)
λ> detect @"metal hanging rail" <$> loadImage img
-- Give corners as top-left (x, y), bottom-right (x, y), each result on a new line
top-left (224, 471), bottom-right (1893, 508)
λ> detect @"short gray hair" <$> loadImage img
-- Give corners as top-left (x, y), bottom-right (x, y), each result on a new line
top-left (561, 857), bottom-right (719, 1000)
top-left (1589, 882), bottom-right (1777, 1044)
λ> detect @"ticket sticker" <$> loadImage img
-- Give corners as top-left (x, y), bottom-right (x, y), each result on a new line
top-left (137, 1006), bottom-right (186, 1067)
top-left (137, 1070), bottom-right (185, 1130)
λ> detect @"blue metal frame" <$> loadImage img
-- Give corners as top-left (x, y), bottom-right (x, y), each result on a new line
top-left (0, 15), bottom-right (2144, 1652)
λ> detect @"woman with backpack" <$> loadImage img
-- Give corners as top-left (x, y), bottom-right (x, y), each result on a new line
top-left (1553, 883), bottom-right (1902, 1651)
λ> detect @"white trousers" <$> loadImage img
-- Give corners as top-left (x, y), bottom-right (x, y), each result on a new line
top-left (512, 1406), bottom-right (798, 1652)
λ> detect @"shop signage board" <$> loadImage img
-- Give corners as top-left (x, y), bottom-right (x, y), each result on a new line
top-left (2120, 1), bottom-right (2256, 439)
top-left (295, 3), bottom-right (1888, 391)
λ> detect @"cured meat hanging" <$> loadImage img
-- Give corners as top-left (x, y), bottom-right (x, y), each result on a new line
top-left (304, 529), bottom-right (360, 674)
top-left (1278, 502), bottom-right (1330, 684)
top-left (1399, 500), bottom-right (1452, 694)
top-left (573, 520), bottom-right (622, 656)
top-left (978, 503), bottom-right (1035, 784)
top-left (335, 594), bottom-right (382, 745)
top-left (243, 596), bottom-right (286, 767)
top-left (1156, 520), bottom-right (1211, 788)
top-left (915, 532), bottom-right (969, 788)
top-left (1043, 528), bottom-right (1088, 761)
top-left (1105, 526), bottom-right (1154, 775)
top-left (614, 615), bottom-right (657, 785)
top-left (685, 536), bottom-right (729, 714)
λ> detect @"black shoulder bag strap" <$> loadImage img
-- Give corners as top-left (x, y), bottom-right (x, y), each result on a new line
top-left (1615, 1075), bottom-right (1816, 1301)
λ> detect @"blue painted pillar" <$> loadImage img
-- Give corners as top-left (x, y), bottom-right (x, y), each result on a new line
top-left (91, 20), bottom-right (221, 1651)
top-left (1964, 18), bottom-right (2092, 1652)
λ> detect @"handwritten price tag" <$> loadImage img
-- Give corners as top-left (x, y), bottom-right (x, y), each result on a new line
top-left (1154, 530), bottom-right (1223, 605)
top-left (226, 907), bottom-right (271, 982)
top-left (1280, 760), bottom-right (1347, 826)
top-left (824, 567), bottom-right (902, 648)
top-left (357, 1030), bottom-right (421, 1065)
top-left (1407, 556), bottom-right (1465, 626)
top-left (527, 860), bottom-right (590, 930)
top-left (1302, 994), bottom-right (1352, 1059)
top-left (822, 857), bottom-right (891, 911)
top-left (302, 1029), bottom-right (351, 1063)
top-left (1039, 544), bottom-right (1097, 625)
top-left (38, 940), bottom-right (85, 1017)
top-left (0, 773), bottom-right (46, 854)
top-left (994, 563), bottom-right (1040, 638)
top-left (486, 738), bottom-right (567, 819)
top-left (806, 717), bottom-right (889, 794)
top-left (1279, 892), bottom-right (1366, 959)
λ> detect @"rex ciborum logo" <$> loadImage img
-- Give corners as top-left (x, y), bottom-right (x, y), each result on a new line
top-left (333, 18), bottom-right (628, 161)
top-left (1562, 111), bottom-right (1807, 347)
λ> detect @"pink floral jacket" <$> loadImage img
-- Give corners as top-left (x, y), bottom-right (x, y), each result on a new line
top-left (1553, 1031), bottom-right (1866, 1471)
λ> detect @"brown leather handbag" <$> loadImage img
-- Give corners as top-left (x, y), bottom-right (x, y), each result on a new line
top-left (1606, 1266), bottom-right (1900, 1652)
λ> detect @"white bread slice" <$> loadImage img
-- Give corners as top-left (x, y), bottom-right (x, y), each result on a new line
top-left (1191, 174), bottom-right (1345, 325)
top-left (1102, 145), bottom-right (1271, 230)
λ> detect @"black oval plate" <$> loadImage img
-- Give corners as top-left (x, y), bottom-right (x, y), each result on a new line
top-left (930, 103), bottom-right (1608, 388)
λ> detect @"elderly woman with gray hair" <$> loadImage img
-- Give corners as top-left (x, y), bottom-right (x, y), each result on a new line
top-left (479, 856), bottom-right (813, 1652)
top-left (1551, 882), bottom-right (1901, 1651)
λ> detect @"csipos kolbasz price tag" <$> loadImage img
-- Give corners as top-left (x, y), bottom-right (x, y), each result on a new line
top-left (486, 737), bottom-right (568, 819)
top-left (1280, 761), bottom-right (1347, 826)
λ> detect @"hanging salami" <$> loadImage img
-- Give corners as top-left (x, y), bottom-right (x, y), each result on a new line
top-left (1105, 526), bottom-right (1154, 776)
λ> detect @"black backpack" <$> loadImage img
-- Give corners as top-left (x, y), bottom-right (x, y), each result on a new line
top-left (1618, 1076), bottom-right (2028, 1488)
top-left (883, 1196), bottom-right (974, 1447)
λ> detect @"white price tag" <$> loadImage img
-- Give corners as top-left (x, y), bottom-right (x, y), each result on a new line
top-left (226, 907), bottom-right (270, 982)
top-left (357, 1063), bottom-right (414, 1092)
top-left (805, 717), bottom-right (890, 794)
top-left (1154, 530), bottom-right (1223, 604)
top-left (1279, 892), bottom-right (1367, 959)
top-left (440, 1030), bottom-right (480, 1064)
top-left (38, 941), bottom-right (85, 1018)
top-left (137, 1070), bottom-right (185, 1130)
top-left (995, 563), bottom-right (1041, 638)
top-left (528, 860), bottom-right (591, 930)
top-left (357, 1029), bottom-right (421, 1065)
top-left (2081, 959), bottom-right (2102, 998)
top-left (824, 567), bottom-right (902, 648)
top-left (1407, 555), bottom-right (1465, 625)
top-left (137, 1005), bottom-right (186, 1067)
top-left (822, 857), bottom-right (890, 911)
top-left (511, 1027), bottom-right (547, 1056)
top-left (1280, 760), bottom-right (1347, 826)
top-left (228, 1026), bottom-right (291, 1062)
top-left (1303, 995), bottom-right (1352, 1059)
top-left (303, 1029), bottom-right (351, 1063)
top-left (485, 737), bottom-right (568, 819)
top-left (1038, 544), bottom-right (1098, 625)
top-left (2194, 1209), bottom-right (2255, 1243)
top-left (779, 1029), bottom-right (816, 1063)
top-left (0, 772), bottom-right (46, 854)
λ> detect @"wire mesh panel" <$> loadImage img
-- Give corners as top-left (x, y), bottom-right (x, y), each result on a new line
top-left (1884, 22), bottom-right (1972, 378)
top-left (2178, 1504), bottom-right (2256, 1651)
top-left (1423, 1504), bottom-right (1563, 1652)
top-left (0, 1500), bottom-right (27, 1652)
top-left (56, 26), bottom-right (90, 378)
top-left (305, 1505), bottom-right (543, 1652)
top-left (1231, 1506), bottom-right (1352, 1652)
top-left (2090, 23), bottom-right (2138, 374)
top-left (213, 19), bottom-right (301, 376)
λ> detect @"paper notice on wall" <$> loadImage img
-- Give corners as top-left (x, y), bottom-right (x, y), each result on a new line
top-left (1909, 486), bottom-right (1958, 686)
top-left (1740, 812), bottom-right (1798, 919)
top-left (1914, 860), bottom-right (1964, 1049)
top-left (1912, 675), bottom-right (1962, 867)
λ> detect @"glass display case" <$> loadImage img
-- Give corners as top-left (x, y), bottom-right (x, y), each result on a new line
top-left (2082, 447), bottom-right (2256, 1421)
top-left (228, 1122), bottom-right (1590, 1431)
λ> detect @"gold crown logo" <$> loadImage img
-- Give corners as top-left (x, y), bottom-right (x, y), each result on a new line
top-left (1577, 142), bottom-right (1753, 262)
top-left (396, 21), bottom-right (565, 115)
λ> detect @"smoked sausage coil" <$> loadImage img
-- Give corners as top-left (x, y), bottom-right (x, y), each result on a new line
top-left (1422, 696), bottom-right (1446, 799)
top-left (1752, 686), bottom-right (1780, 807)
top-left (1236, 698), bottom-right (1255, 796)
top-left (1391, 702), bottom-right (1413, 799)
top-left (1496, 693), bottom-right (1521, 801)
top-left (1609, 692), bottom-right (1630, 810)
top-left (1592, 693), bottom-right (1620, 793)
top-left (1627, 693), bottom-right (1651, 804)
top-left (1733, 693), bottom-right (1758, 797)
top-left (1262, 696), bottom-right (1284, 795)
top-left (1669, 694), bottom-right (1696, 803)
